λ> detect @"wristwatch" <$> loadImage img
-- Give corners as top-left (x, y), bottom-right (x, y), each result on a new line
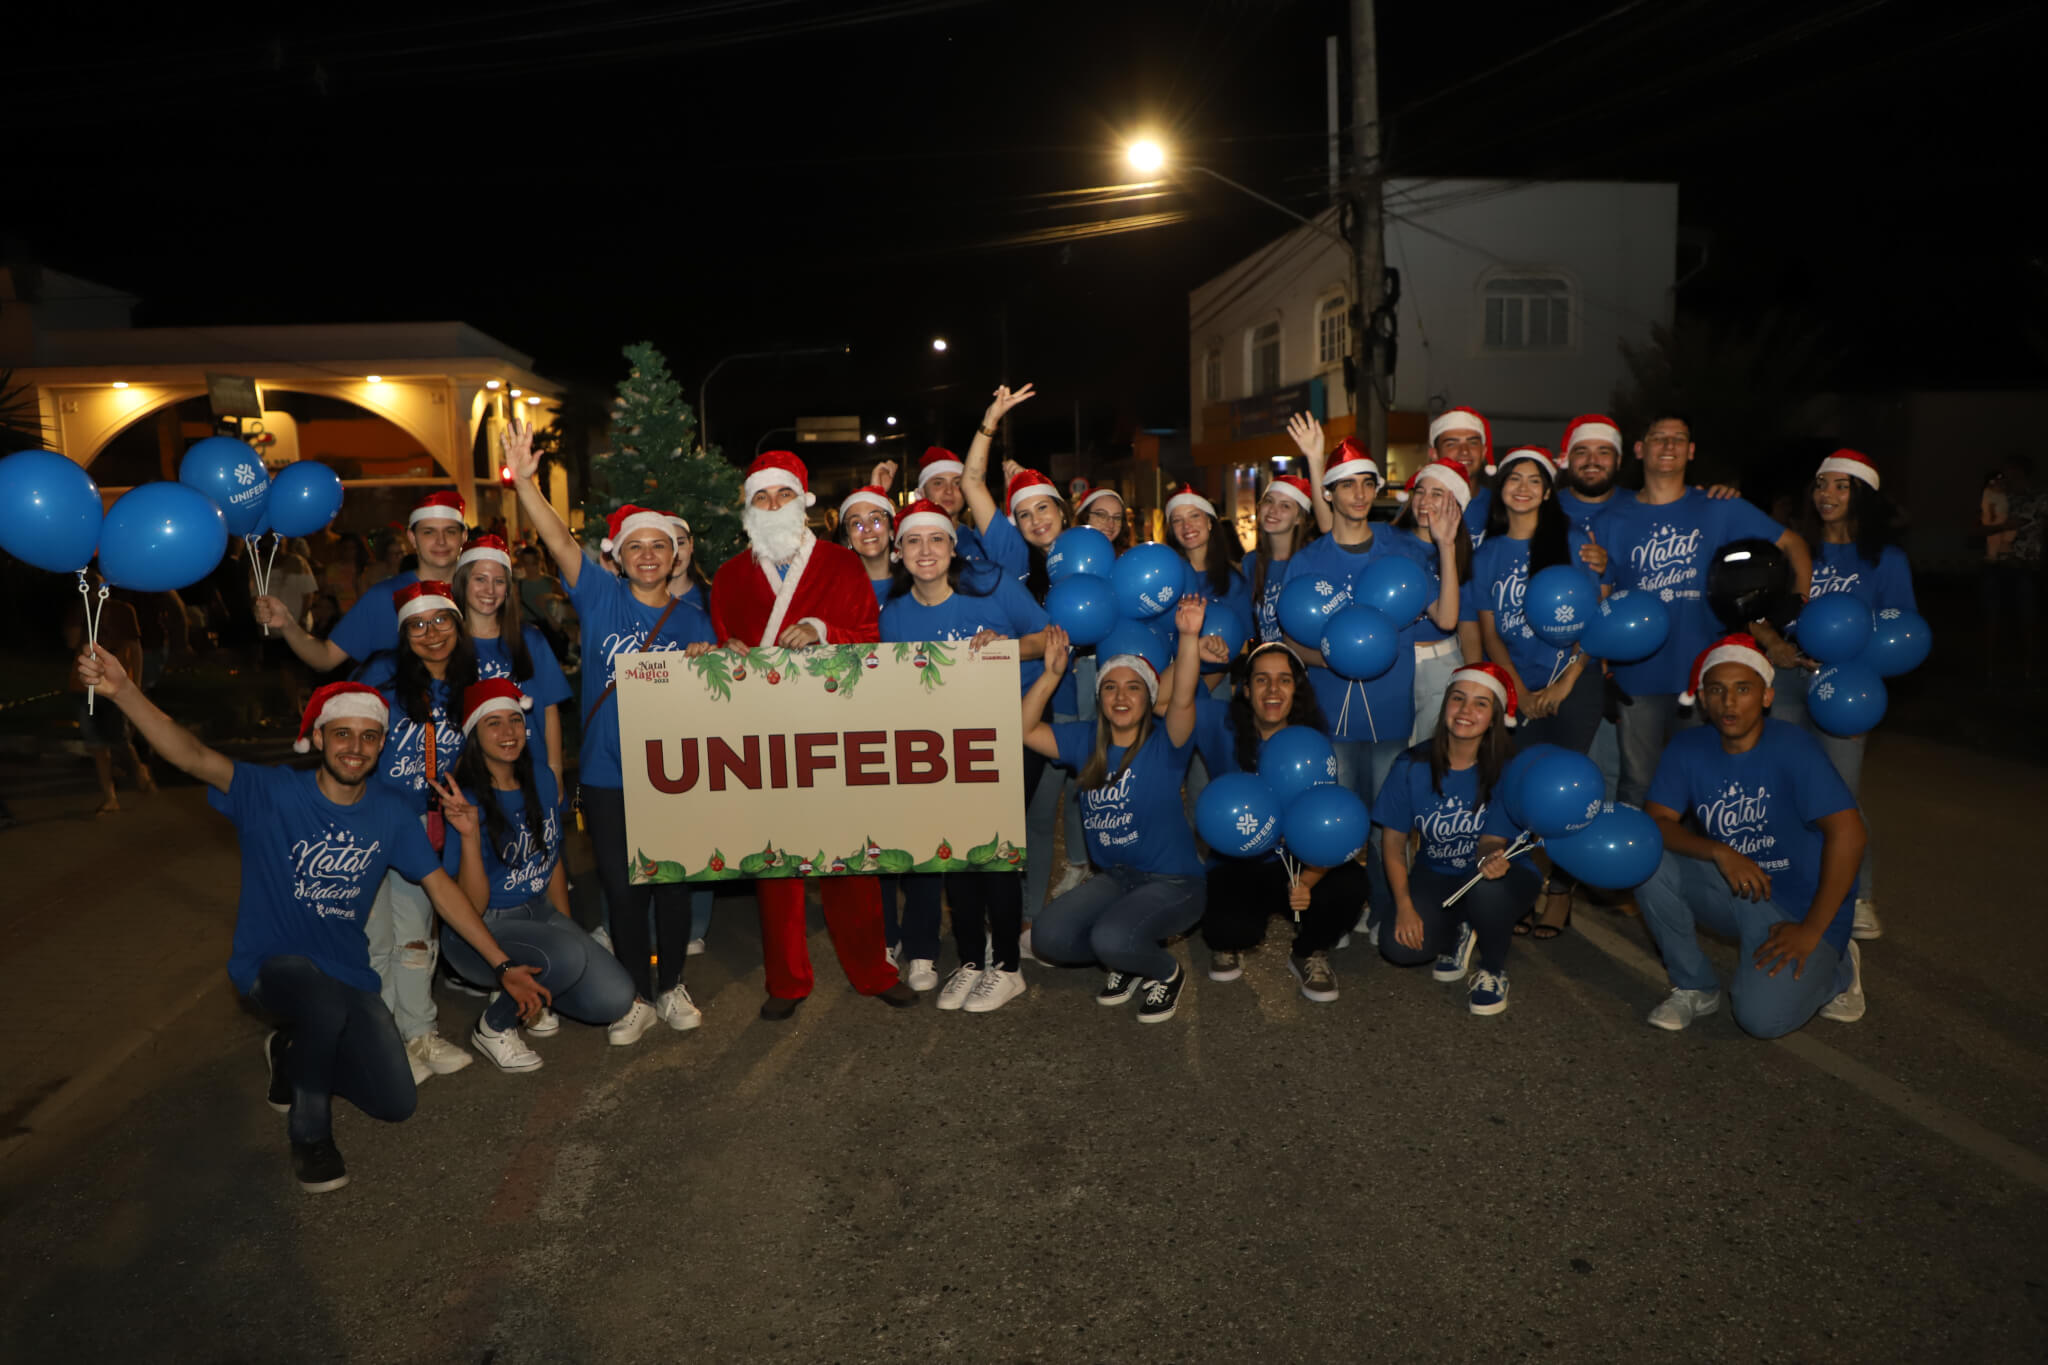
top-left (491, 959), bottom-right (516, 978)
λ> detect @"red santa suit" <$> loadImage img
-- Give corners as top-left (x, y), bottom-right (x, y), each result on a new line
top-left (711, 452), bottom-right (897, 1002)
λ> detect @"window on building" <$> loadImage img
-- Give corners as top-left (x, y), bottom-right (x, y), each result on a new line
top-left (1249, 320), bottom-right (1281, 394)
top-left (1317, 294), bottom-right (1348, 368)
top-left (1203, 345), bottom-right (1223, 402)
top-left (1482, 275), bottom-right (1572, 349)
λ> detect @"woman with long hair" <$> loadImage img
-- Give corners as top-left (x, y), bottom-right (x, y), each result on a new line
top-left (1372, 663), bottom-right (1538, 1016)
top-left (354, 581), bottom-right (479, 1082)
top-left (1194, 642), bottom-right (1365, 1002)
top-left (1394, 459), bottom-right (1482, 744)
top-left (1024, 596), bottom-right (1207, 1023)
top-left (454, 535), bottom-right (571, 800)
top-left (663, 515), bottom-right (714, 607)
top-left (1165, 488), bottom-right (1253, 632)
top-left (1075, 485), bottom-right (1134, 550)
top-left (836, 482), bottom-right (898, 603)
top-left (429, 680), bottom-right (636, 1070)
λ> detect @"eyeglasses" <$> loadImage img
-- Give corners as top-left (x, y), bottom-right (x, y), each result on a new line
top-left (404, 612), bottom-right (460, 637)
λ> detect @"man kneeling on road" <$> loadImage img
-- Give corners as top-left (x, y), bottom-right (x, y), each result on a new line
top-left (1636, 634), bottom-right (1867, 1037)
top-left (75, 652), bottom-right (548, 1194)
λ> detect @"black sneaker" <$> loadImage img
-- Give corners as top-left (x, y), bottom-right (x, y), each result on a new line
top-left (1097, 970), bottom-right (1141, 1006)
top-left (291, 1139), bottom-right (349, 1194)
top-left (264, 1031), bottom-right (291, 1114)
top-left (1137, 968), bottom-right (1186, 1024)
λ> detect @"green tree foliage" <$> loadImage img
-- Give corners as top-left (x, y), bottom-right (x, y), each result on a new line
top-left (581, 343), bottom-right (744, 571)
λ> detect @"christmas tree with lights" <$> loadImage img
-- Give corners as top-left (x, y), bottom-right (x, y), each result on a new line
top-left (582, 342), bottom-right (744, 571)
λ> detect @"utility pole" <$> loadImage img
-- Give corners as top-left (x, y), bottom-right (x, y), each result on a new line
top-left (1350, 0), bottom-right (1387, 461)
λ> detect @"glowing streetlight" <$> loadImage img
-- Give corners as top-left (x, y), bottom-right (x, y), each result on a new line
top-left (525, 395), bottom-right (542, 406)
top-left (885, 415), bottom-right (898, 426)
top-left (365, 374), bottom-right (383, 384)
top-left (931, 337), bottom-right (948, 353)
top-left (1126, 139), bottom-right (1167, 174)
top-left (111, 381), bottom-right (129, 389)
top-left (485, 379), bottom-right (502, 390)
top-left (864, 433), bottom-right (878, 445)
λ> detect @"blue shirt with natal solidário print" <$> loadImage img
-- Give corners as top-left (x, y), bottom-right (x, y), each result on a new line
top-left (1807, 542), bottom-right (1917, 614)
top-left (880, 576), bottom-right (1050, 697)
top-left (1051, 720), bottom-right (1203, 877)
top-left (567, 554), bottom-right (717, 788)
top-left (353, 656), bottom-right (463, 816)
top-left (1599, 488), bottom-right (1785, 696)
top-left (442, 765), bottom-right (564, 910)
top-left (473, 625), bottom-right (572, 770)
top-left (209, 761), bottom-right (441, 995)
top-left (1281, 530), bottom-right (1436, 744)
top-left (1647, 719), bottom-right (1859, 949)
top-left (1554, 487), bottom-right (1631, 541)
top-left (1372, 751), bottom-right (1502, 876)
top-left (1242, 558), bottom-right (1288, 644)
top-left (326, 569), bottom-right (418, 663)
top-left (1463, 529), bottom-right (1603, 688)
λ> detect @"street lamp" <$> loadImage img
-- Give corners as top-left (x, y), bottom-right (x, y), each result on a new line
top-left (1127, 139), bottom-right (1166, 174)
top-left (1124, 138), bottom-right (1348, 249)
top-left (931, 337), bottom-right (948, 353)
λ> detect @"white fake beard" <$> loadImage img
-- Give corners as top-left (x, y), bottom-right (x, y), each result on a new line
top-left (744, 500), bottom-right (809, 566)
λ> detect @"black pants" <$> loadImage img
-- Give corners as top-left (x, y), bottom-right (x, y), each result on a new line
top-left (581, 782), bottom-right (690, 999)
top-left (1516, 658), bottom-right (1605, 755)
top-left (248, 955), bottom-right (416, 1146)
top-left (949, 870), bottom-right (1024, 972)
top-left (1202, 857), bottom-right (1364, 955)
top-left (1379, 862), bottom-right (1541, 974)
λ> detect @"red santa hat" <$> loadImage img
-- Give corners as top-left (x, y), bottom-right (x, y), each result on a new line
top-left (1448, 661), bottom-right (1518, 728)
top-left (394, 579), bottom-right (459, 626)
top-left (1429, 406), bottom-right (1494, 473)
top-left (1495, 445), bottom-right (1557, 483)
top-left (1561, 413), bottom-right (1623, 457)
top-left (917, 446), bottom-right (965, 490)
top-left (461, 677), bottom-right (533, 735)
top-left (1323, 436), bottom-right (1380, 489)
top-left (1076, 484), bottom-right (1125, 517)
top-left (1164, 488), bottom-right (1217, 520)
top-left (1263, 473), bottom-right (1314, 512)
top-left (894, 498), bottom-right (957, 545)
top-left (744, 450), bottom-right (816, 508)
top-left (839, 485), bottom-right (896, 525)
top-left (1006, 468), bottom-right (1064, 518)
top-left (1097, 652), bottom-right (1160, 703)
top-left (456, 533), bottom-right (512, 573)
top-left (1395, 458), bottom-right (1473, 509)
top-left (1816, 448), bottom-right (1880, 492)
top-left (601, 504), bottom-right (680, 555)
top-left (408, 490), bottom-right (467, 530)
top-left (293, 681), bottom-right (389, 753)
top-left (1679, 633), bottom-right (1775, 706)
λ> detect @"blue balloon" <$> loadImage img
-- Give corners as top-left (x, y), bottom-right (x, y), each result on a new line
top-left (1112, 543), bottom-right (1184, 619)
top-left (1527, 564), bottom-right (1600, 647)
top-left (1794, 594), bottom-right (1873, 665)
top-left (267, 461), bottom-right (345, 537)
top-left (1497, 743), bottom-right (1568, 830)
top-left (1354, 555), bottom-right (1430, 625)
top-left (1282, 784), bottom-right (1372, 867)
top-left (1519, 748), bottom-right (1606, 838)
top-left (1581, 588), bottom-right (1669, 662)
top-left (1860, 607), bottom-right (1931, 677)
top-left (97, 482), bottom-right (229, 592)
top-left (1097, 620), bottom-right (1171, 673)
top-left (1199, 601), bottom-right (1251, 673)
top-left (1258, 725), bottom-right (1338, 807)
top-left (1545, 803), bottom-right (1664, 889)
top-left (0, 450), bottom-right (104, 572)
top-left (1046, 526), bottom-right (1114, 583)
top-left (1319, 604), bottom-right (1399, 680)
top-left (177, 436), bottom-right (270, 536)
top-left (1277, 572), bottom-right (1346, 645)
top-left (1806, 662), bottom-right (1887, 737)
top-left (1045, 572), bottom-right (1118, 646)
top-left (1195, 773), bottom-right (1284, 858)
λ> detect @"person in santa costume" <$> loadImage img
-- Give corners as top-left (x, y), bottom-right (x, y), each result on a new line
top-left (72, 654), bottom-right (547, 1193)
top-left (711, 450), bottom-right (918, 1019)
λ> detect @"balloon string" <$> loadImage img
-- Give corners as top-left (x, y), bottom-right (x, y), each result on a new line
top-left (77, 570), bottom-right (108, 715)
top-left (1279, 850), bottom-right (1301, 921)
top-left (1358, 682), bottom-right (1377, 742)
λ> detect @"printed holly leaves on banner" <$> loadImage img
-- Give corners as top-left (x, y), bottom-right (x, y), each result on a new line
top-left (966, 833), bottom-right (1023, 868)
top-left (631, 849), bottom-right (688, 884)
top-left (910, 836), bottom-right (971, 873)
top-left (803, 645), bottom-right (868, 698)
top-left (689, 649), bottom-right (736, 701)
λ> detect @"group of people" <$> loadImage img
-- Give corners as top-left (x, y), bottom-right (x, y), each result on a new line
top-left (75, 384), bottom-right (1912, 1193)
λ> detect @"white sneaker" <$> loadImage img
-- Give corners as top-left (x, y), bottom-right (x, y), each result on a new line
top-left (471, 1020), bottom-right (544, 1072)
top-left (411, 1031), bottom-right (472, 1075)
top-left (1851, 899), bottom-right (1883, 941)
top-left (687, 937), bottom-right (708, 956)
top-left (884, 944), bottom-right (900, 969)
top-left (525, 1006), bottom-right (560, 1036)
top-left (905, 958), bottom-right (940, 992)
top-left (404, 1040), bottom-right (432, 1086)
top-left (607, 998), bottom-right (658, 1047)
top-left (963, 967), bottom-right (1026, 1013)
top-left (1819, 941), bottom-right (1867, 1023)
top-left (589, 925), bottom-right (615, 955)
top-left (655, 983), bottom-right (702, 1032)
top-left (1647, 987), bottom-right (1722, 1032)
top-left (936, 964), bottom-right (983, 1011)
top-left (1020, 924), bottom-right (1054, 967)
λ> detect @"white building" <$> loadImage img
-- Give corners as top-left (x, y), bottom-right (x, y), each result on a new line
top-left (1188, 178), bottom-right (1678, 536)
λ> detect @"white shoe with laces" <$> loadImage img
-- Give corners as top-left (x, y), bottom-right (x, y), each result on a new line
top-left (525, 1007), bottom-right (560, 1037)
top-left (411, 1031), bottom-right (472, 1075)
top-left (963, 967), bottom-right (1026, 1014)
top-left (607, 998), bottom-right (657, 1047)
top-left (905, 958), bottom-right (940, 992)
top-left (936, 964), bottom-right (983, 1011)
top-left (1819, 941), bottom-right (1867, 1023)
top-left (471, 1020), bottom-right (544, 1072)
top-left (404, 1040), bottom-right (431, 1086)
top-left (1647, 986), bottom-right (1722, 1032)
top-left (655, 983), bottom-right (702, 1031)
top-left (1851, 899), bottom-right (1882, 940)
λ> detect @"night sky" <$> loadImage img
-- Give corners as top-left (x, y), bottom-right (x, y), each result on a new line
top-left (10, 0), bottom-right (2042, 465)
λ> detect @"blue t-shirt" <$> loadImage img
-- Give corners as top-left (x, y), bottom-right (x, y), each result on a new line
top-left (1372, 751), bottom-right (1499, 876)
top-left (354, 657), bottom-right (463, 815)
top-left (954, 522), bottom-right (987, 564)
top-left (1808, 543), bottom-right (1916, 614)
top-left (474, 625), bottom-right (572, 766)
top-left (208, 761), bottom-right (441, 995)
top-left (1179, 554), bottom-right (1255, 627)
top-left (1463, 487), bottom-right (1493, 546)
top-left (869, 574), bottom-right (893, 605)
top-left (1191, 690), bottom-right (1245, 778)
top-left (1554, 487), bottom-right (1631, 541)
top-left (1465, 530), bottom-right (1601, 686)
top-left (1390, 526), bottom-right (1459, 645)
top-left (1280, 531), bottom-right (1436, 743)
top-left (880, 576), bottom-right (1049, 697)
top-left (1242, 558), bottom-right (1290, 644)
top-left (327, 569), bottom-right (418, 663)
top-left (567, 554), bottom-right (717, 787)
top-left (1647, 720), bottom-right (1859, 948)
top-left (442, 766), bottom-right (564, 910)
top-left (1600, 488), bottom-right (1785, 695)
top-left (979, 511), bottom-right (1031, 582)
top-left (1051, 720), bottom-right (1202, 876)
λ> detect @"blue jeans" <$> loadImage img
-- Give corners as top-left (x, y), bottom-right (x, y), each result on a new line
top-left (1616, 692), bottom-right (1696, 810)
top-left (1379, 862), bottom-right (1540, 975)
top-left (248, 955), bottom-right (416, 1146)
top-left (689, 888), bottom-right (713, 943)
top-left (1025, 732), bottom-right (1080, 917)
top-left (884, 873), bottom-right (945, 963)
top-left (1767, 675), bottom-right (1876, 902)
top-left (1636, 852), bottom-right (1849, 1039)
top-left (1333, 737), bottom-right (1406, 807)
top-left (1032, 864), bottom-right (1206, 981)
top-left (441, 896), bottom-right (638, 1030)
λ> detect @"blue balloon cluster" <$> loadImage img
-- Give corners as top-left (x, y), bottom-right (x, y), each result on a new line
top-left (1783, 594), bottom-right (1931, 736)
top-left (1193, 724), bottom-right (1369, 867)
top-left (1046, 526), bottom-right (1114, 583)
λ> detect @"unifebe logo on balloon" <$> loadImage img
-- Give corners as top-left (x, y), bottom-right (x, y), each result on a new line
top-left (291, 829), bottom-right (384, 919)
top-left (1629, 522), bottom-right (1705, 599)
top-left (1232, 808), bottom-right (1278, 850)
top-left (1696, 782), bottom-right (1789, 874)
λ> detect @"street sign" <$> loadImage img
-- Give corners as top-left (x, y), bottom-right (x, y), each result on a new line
top-left (796, 416), bottom-right (862, 444)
